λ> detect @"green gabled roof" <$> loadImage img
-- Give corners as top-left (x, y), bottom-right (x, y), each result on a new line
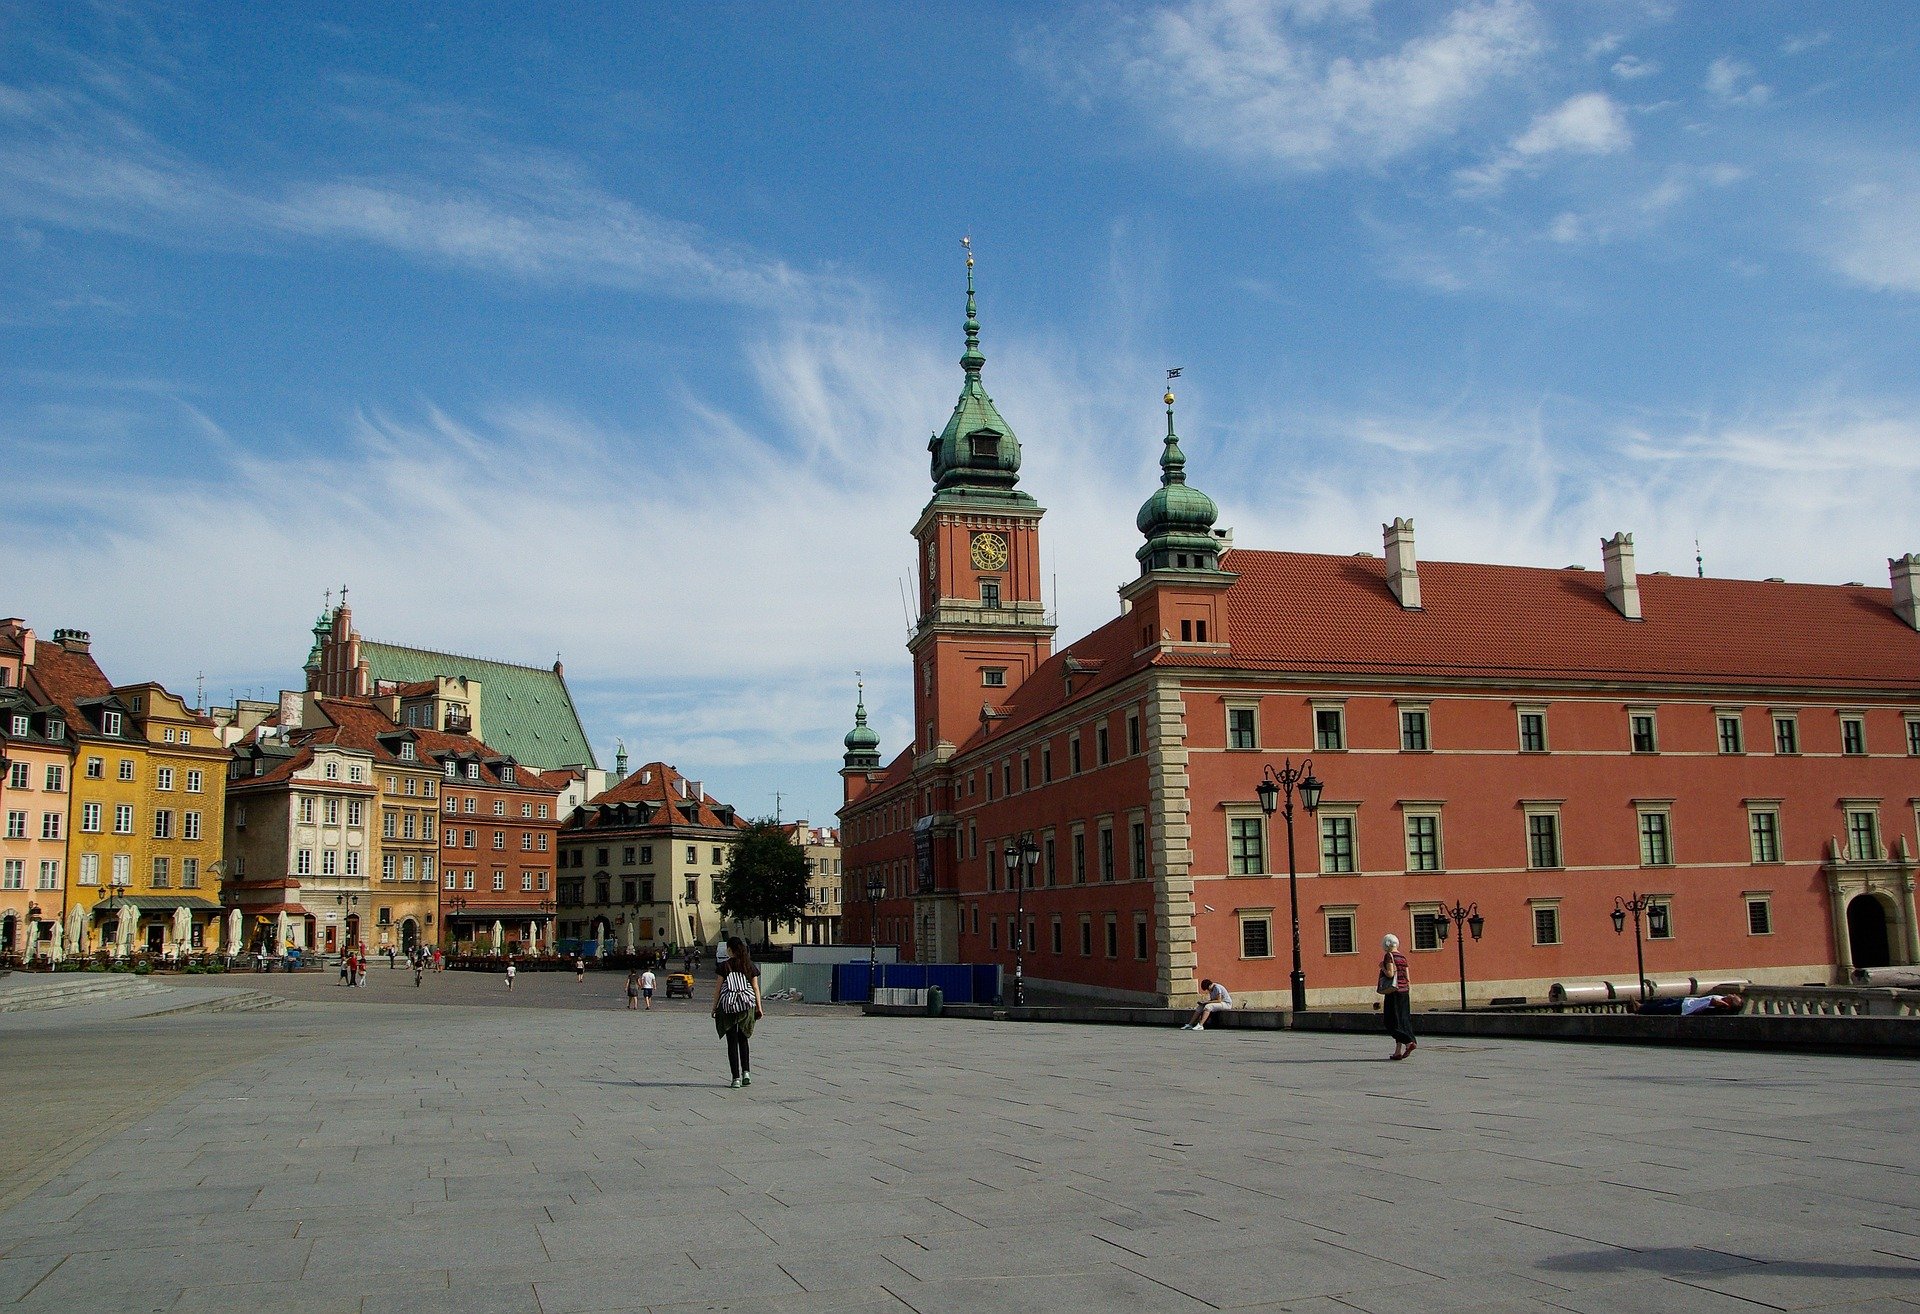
top-left (358, 641), bottom-right (598, 771)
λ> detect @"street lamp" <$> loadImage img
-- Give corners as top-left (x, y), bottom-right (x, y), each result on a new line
top-left (1001, 834), bottom-right (1040, 1007)
top-left (335, 892), bottom-right (359, 954)
top-left (1611, 894), bottom-right (1667, 1003)
top-left (864, 871), bottom-right (885, 1003)
top-left (1255, 758), bottom-right (1325, 1013)
top-left (445, 894), bottom-right (468, 950)
top-left (1433, 901), bottom-right (1485, 1011)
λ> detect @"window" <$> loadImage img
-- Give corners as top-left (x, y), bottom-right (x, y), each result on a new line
top-left (383, 812), bottom-right (397, 839)
top-left (463, 830), bottom-right (476, 848)
top-left (0, 860), bottom-right (17, 890)
top-left (492, 832), bottom-right (505, 850)
top-left (348, 765), bottom-right (363, 783)
top-left (1841, 716), bottom-right (1866, 756)
top-left (182, 811), bottom-right (200, 841)
top-left (1079, 917), bottom-right (1093, 956)
top-left (1096, 724), bottom-right (1110, 766)
top-left (1072, 829), bottom-right (1086, 883)
top-left (1520, 706), bottom-right (1551, 749)
top-left (1773, 715), bottom-right (1798, 754)
top-left (467, 764), bottom-right (482, 781)
top-left (520, 833), bottom-right (532, 851)
top-left (1647, 899), bottom-right (1672, 939)
top-left (1131, 819), bottom-right (1147, 879)
top-left (1127, 712), bottom-right (1141, 755)
top-left (1908, 718), bottom-right (1920, 757)
top-left (1846, 809), bottom-right (1880, 861)
top-left (1227, 705), bottom-right (1257, 750)
top-left (1638, 810), bottom-right (1672, 866)
top-left (6, 761), bottom-right (26, 790)
top-left (1319, 814), bottom-right (1356, 873)
top-left (1749, 810), bottom-right (1781, 864)
top-left (185, 769), bottom-right (201, 792)
top-left (322, 851), bottom-right (337, 876)
top-left (102, 711), bottom-right (122, 736)
top-left (151, 857), bottom-right (169, 887)
top-left (400, 742), bottom-right (416, 762)
top-left (38, 860), bottom-right (58, 889)
top-left (1399, 708), bottom-right (1430, 752)
top-left (712, 847), bottom-right (723, 864)
top-left (463, 871), bottom-right (475, 890)
top-left (345, 851), bottom-right (360, 877)
top-left (1041, 744), bottom-right (1052, 782)
top-left (1746, 897), bottom-right (1772, 936)
top-left (299, 797), bottom-right (315, 824)
top-left (36, 813), bottom-right (58, 842)
top-left (383, 854), bottom-right (396, 881)
top-left (1325, 911), bottom-right (1356, 956)
top-left (1526, 812), bottom-right (1561, 869)
top-left (492, 871), bottom-right (505, 891)
top-left (463, 797), bottom-right (476, 814)
top-left (324, 798), bottom-right (340, 825)
top-left (4, 810), bottom-right (23, 839)
top-left (639, 845), bottom-right (652, 864)
top-left (86, 756), bottom-right (104, 779)
top-left (111, 853), bottom-right (130, 886)
top-left (296, 849), bottom-right (312, 876)
top-left (982, 667), bottom-right (1006, 688)
top-left (81, 802), bottom-right (102, 833)
top-left (347, 800), bottom-right (363, 827)
top-left (1314, 706), bottom-right (1346, 751)
top-left (78, 854), bottom-right (98, 886)
top-left (686, 845), bottom-right (697, 864)
top-left (444, 760), bottom-right (458, 779)
top-left (492, 799), bottom-right (506, 817)
top-left (1228, 816), bottom-right (1265, 875)
top-left (980, 580), bottom-right (1000, 608)
top-left (1240, 913), bottom-right (1273, 958)
top-left (1043, 835), bottom-right (1057, 886)
top-left (152, 809), bottom-right (173, 840)
top-left (1630, 712), bottom-right (1658, 753)
top-left (1069, 735), bottom-right (1082, 774)
top-left (117, 759), bottom-right (134, 781)
top-left (522, 803), bottom-right (533, 818)
top-left (324, 761), bottom-right (338, 780)
top-left (1404, 814), bottom-right (1441, 872)
top-left (1104, 917), bottom-right (1118, 958)
top-left (6, 714), bottom-right (23, 737)
top-left (1135, 917), bottom-right (1149, 961)
top-left (1411, 909), bottom-right (1443, 951)
top-left (1532, 904), bottom-right (1561, 946)
top-left (1098, 824), bottom-right (1115, 881)
top-left (44, 764), bottom-right (65, 792)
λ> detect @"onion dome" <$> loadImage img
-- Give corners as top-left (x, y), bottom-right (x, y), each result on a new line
top-left (928, 242), bottom-right (1024, 498)
top-left (843, 683), bottom-right (881, 771)
top-left (1136, 386), bottom-right (1222, 573)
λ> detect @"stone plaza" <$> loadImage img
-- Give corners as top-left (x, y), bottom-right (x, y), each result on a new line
top-left (1, 973), bottom-right (1916, 1313)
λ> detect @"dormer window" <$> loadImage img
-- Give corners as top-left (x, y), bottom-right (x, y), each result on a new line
top-left (443, 761), bottom-right (457, 779)
top-left (46, 720), bottom-right (63, 740)
top-left (102, 711), bottom-right (123, 736)
top-left (501, 765), bottom-right (515, 785)
top-left (9, 715), bottom-right (25, 736)
top-left (399, 742), bottom-right (416, 761)
top-left (466, 763), bottom-right (481, 780)
top-left (970, 434), bottom-right (997, 459)
top-left (324, 761), bottom-right (338, 780)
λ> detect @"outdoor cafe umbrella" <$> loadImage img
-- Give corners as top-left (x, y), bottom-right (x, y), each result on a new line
top-left (172, 906), bottom-right (192, 956)
top-left (47, 916), bottom-right (63, 962)
top-left (492, 919), bottom-right (503, 953)
top-left (23, 919), bottom-right (40, 963)
top-left (66, 904), bottom-right (86, 954)
top-left (226, 907), bottom-right (242, 955)
top-left (625, 918), bottom-right (635, 953)
top-left (274, 909), bottom-right (290, 955)
top-left (118, 902), bottom-right (139, 954)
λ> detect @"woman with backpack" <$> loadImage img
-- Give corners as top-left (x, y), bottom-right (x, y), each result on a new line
top-left (712, 936), bottom-right (764, 1088)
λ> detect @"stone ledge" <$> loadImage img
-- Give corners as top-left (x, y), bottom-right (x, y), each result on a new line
top-left (862, 1002), bottom-right (1920, 1055)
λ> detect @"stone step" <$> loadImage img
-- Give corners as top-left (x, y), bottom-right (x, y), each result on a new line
top-left (0, 974), bottom-right (161, 1012)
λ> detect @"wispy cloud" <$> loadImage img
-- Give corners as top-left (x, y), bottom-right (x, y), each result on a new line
top-left (1036, 0), bottom-right (1543, 172)
top-left (1454, 91), bottom-right (1631, 195)
top-left (1703, 56), bottom-right (1770, 106)
top-left (1611, 54), bottom-right (1658, 80)
top-left (1823, 175), bottom-right (1920, 295)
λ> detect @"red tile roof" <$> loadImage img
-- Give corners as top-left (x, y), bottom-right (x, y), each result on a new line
top-left (24, 641), bottom-right (115, 729)
top-left (577, 762), bottom-right (747, 831)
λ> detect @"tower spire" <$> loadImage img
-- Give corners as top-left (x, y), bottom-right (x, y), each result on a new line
top-left (960, 235), bottom-right (983, 377)
top-left (1161, 369), bottom-right (1188, 486)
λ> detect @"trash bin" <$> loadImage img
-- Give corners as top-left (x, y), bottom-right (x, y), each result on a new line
top-left (926, 984), bottom-right (944, 1016)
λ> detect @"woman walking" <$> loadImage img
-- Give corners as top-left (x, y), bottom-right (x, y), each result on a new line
top-left (625, 968), bottom-right (641, 1010)
top-left (712, 936), bottom-right (764, 1088)
top-left (1380, 933), bottom-right (1415, 1060)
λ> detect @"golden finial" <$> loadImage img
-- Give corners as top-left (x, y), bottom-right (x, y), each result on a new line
top-left (962, 234), bottom-right (973, 268)
top-left (1165, 366), bottom-right (1182, 408)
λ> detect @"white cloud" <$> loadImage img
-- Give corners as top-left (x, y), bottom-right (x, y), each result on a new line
top-left (1780, 31), bottom-right (1830, 56)
top-left (1611, 54), bottom-right (1658, 80)
top-left (1454, 92), bottom-right (1630, 194)
top-left (1704, 56), bottom-right (1770, 106)
top-left (1825, 179), bottom-right (1920, 294)
top-left (1044, 0), bottom-right (1543, 171)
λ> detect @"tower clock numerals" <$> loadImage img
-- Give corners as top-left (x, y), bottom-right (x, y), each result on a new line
top-left (970, 532), bottom-right (1009, 571)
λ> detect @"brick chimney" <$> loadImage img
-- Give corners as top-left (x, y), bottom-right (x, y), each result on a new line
top-left (53, 628), bottom-right (91, 654)
top-left (1892, 553), bottom-right (1920, 630)
top-left (1382, 518), bottom-right (1421, 610)
top-left (1602, 533), bottom-right (1641, 621)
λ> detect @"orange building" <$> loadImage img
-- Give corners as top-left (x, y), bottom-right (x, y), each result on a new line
top-left (840, 273), bottom-right (1920, 1008)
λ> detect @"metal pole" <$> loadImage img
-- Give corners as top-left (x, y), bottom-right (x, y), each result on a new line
top-left (867, 893), bottom-right (878, 1004)
top-left (1013, 858), bottom-right (1026, 1007)
top-left (1633, 903), bottom-right (1648, 1002)
top-left (1284, 795), bottom-right (1306, 1013)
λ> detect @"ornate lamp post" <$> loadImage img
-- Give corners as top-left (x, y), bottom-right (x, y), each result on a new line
top-left (1433, 901), bottom-right (1485, 1010)
top-left (1001, 834), bottom-right (1040, 1007)
top-left (444, 894), bottom-right (468, 950)
top-left (865, 871), bottom-right (885, 1003)
top-left (1255, 758), bottom-right (1325, 1013)
top-left (1611, 894), bottom-right (1668, 1003)
top-left (335, 892), bottom-right (359, 954)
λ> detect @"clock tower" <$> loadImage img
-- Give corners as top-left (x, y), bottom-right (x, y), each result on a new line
top-left (908, 247), bottom-right (1055, 759)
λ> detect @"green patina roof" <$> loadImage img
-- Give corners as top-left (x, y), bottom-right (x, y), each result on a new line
top-left (359, 641), bottom-right (598, 771)
top-left (1136, 391), bottom-right (1223, 569)
top-left (927, 254), bottom-right (1033, 506)
top-left (843, 685), bottom-right (880, 767)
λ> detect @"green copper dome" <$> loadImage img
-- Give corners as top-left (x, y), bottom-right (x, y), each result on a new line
top-left (1136, 389), bottom-right (1223, 573)
top-left (928, 253), bottom-right (1024, 498)
top-left (843, 685), bottom-right (881, 770)
top-left (303, 604), bottom-right (332, 674)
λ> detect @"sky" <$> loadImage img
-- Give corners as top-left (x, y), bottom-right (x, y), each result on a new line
top-left (3, 1), bottom-right (1917, 826)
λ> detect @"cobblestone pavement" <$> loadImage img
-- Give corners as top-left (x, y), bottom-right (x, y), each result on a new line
top-left (1, 987), bottom-right (1916, 1313)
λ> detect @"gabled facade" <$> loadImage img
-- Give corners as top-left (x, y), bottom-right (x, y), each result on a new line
top-left (0, 620), bottom-right (74, 956)
top-left (842, 271), bottom-right (1920, 1007)
top-left (557, 762), bottom-right (749, 954)
top-left (225, 737), bottom-right (374, 953)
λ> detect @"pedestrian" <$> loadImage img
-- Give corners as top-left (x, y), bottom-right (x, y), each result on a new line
top-left (712, 935), bottom-right (764, 1088)
top-left (505, 959), bottom-right (516, 991)
top-left (626, 969), bottom-right (640, 1010)
top-left (413, 960), bottom-right (424, 988)
top-left (1179, 978), bottom-right (1233, 1030)
top-left (339, 952), bottom-right (350, 986)
top-left (1636, 992), bottom-right (1743, 1016)
top-left (1380, 934), bottom-right (1415, 1059)
top-left (387, 946), bottom-right (396, 969)
top-left (574, 955), bottom-right (586, 984)
top-left (640, 966), bottom-right (656, 1011)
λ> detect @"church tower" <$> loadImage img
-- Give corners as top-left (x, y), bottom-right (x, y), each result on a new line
top-left (908, 243), bottom-right (1055, 759)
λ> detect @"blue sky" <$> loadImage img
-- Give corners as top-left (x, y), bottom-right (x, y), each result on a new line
top-left (3, 1), bottom-right (1917, 825)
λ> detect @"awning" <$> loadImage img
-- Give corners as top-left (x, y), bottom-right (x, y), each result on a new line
top-left (93, 895), bottom-right (222, 913)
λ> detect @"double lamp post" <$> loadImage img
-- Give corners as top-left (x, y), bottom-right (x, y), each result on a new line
top-left (1255, 759), bottom-right (1324, 1013)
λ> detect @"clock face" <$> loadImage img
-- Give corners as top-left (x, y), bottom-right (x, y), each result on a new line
top-left (970, 532), bottom-right (1009, 571)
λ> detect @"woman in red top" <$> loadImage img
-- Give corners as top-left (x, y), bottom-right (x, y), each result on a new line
top-left (1380, 933), bottom-right (1415, 1060)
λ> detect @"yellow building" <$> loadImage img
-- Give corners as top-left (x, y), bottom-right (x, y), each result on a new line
top-left (27, 630), bottom-right (226, 955)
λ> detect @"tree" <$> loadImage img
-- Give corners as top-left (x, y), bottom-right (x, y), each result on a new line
top-left (714, 820), bottom-right (811, 946)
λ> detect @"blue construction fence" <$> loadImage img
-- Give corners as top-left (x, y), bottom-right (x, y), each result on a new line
top-left (832, 961), bottom-right (1001, 1004)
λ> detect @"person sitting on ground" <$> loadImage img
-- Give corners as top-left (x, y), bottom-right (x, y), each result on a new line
top-left (1637, 992), bottom-right (1743, 1016)
top-left (1180, 979), bottom-right (1233, 1031)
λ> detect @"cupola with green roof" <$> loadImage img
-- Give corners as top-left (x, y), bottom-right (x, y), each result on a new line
top-left (842, 682), bottom-right (881, 772)
top-left (926, 242), bottom-right (1032, 507)
top-left (1136, 385), bottom-right (1224, 574)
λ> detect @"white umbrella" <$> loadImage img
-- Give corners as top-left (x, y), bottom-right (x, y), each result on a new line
top-left (118, 902), bottom-right (139, 955)
top-left (24, 920), bottom-right (41, 963)
top-left (625, 918), bottom-right (636, 953)
top-left (67, 904), bottom-right (86, 955)
top-left (226, 907), bottom-right (242, 955)
top-left (274, 909), bottom-right (290, 956)
top-left (492, 919), bottom-right (503, 953)
top-left (48, 916), bottom-right (64, 963)
top-left (172, 906), bottom-right (192, 956)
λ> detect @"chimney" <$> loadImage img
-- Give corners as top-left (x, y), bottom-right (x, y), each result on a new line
top-left (553, 659), bottom-right (565, 679)
top-left (1892, 554), bottom-right (1920, 630)
top-left (687, 780), bottom-right (703, 804)
top-left (1382, 519), bottom-right (1421, 610)
top-left (278, 690), bottom-right (304, 731)
top-left (1602, 533), bottom-right (1642, 621)
top-left (53, 628), bottom-right (91, 654)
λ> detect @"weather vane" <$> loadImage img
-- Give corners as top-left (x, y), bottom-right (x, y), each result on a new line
top-left (1167, 367), bottom-right (1183, 381)
top-left (961, 234), bottom-right (972, 268)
